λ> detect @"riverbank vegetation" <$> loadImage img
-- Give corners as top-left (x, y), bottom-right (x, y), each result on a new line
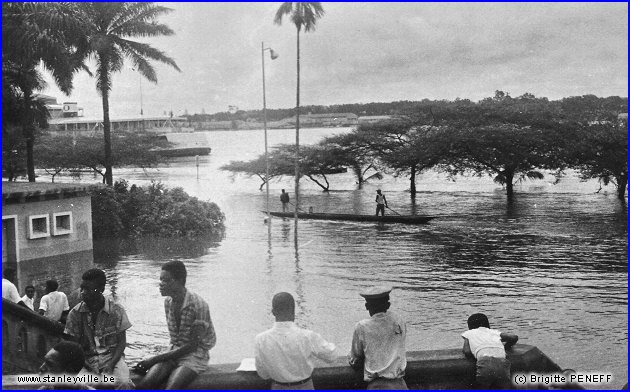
top-left (90, 180), bottom-right (225, 239)
top-left (222, 92), bottom-right (627, 200)
top-left (33, 132), bottom-right (170, 183)
top-left (2, 2), bottom-right (179, 185)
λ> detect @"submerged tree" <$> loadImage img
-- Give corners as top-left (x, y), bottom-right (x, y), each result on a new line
top-left (74, 2), bottom-right (180, 185)
top-left (222, 143), bottom-right (346, 192)
top-left (320, 133), bottom-right (382, 188)
top-left (220, 155), bottom-right (285, 191)
top-left (571, 119), bottom-right (628, 200)
top-left (274, 2), bottom-right (325, 226)
top-left (445, 124), bottom-right (565, 199)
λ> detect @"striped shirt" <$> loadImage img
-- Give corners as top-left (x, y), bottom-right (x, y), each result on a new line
top-left (165, 289), bottom-right (216, 351)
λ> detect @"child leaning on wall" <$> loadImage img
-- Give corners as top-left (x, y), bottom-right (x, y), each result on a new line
top-left (462, 313), bottom-right (519, 389)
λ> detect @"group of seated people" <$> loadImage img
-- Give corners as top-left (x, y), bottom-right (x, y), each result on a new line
top-left (6, 262), bottom-right (520, 390)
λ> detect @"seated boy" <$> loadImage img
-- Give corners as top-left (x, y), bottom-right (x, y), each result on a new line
top-left (462, 313), bottom-right (518, 389)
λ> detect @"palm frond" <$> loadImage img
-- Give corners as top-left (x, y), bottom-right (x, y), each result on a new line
top-left (274, 2), bottom-right (325, 31)
top-left (273, 2), bottom-right (294, 25)
top-left (117, 38), bottom-right (181, 74)
top-left (111, 3), bottom-right (174, 37)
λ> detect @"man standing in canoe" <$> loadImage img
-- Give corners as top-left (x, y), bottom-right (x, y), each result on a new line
top-left (280, 189), bottom-right (290, 212)
top-left (375, 189), bottom-right (388, 216)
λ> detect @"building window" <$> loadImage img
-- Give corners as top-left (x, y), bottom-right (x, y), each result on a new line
top-left (28, 214), bottom-right (50, 239)
top-left (52, 212), bottom-right (73, 236)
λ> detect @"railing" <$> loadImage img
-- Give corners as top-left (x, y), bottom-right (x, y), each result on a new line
top-left (2, 299), bottom-right (65, 374)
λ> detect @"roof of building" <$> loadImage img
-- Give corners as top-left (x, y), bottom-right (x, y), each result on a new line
top-left (49, 115), bottom-right (187, 125)
top-left (358, 115), bottom-right (393, 120)
top-left (305, 113), bottom-right (358, 118)
top-left (2, 182), bottom-right (102, 201)
top-left (34, 94), bottom-right (58, 104)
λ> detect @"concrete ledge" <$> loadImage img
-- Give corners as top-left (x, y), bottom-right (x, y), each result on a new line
top-left (130, 344), bottom-right (563, 390)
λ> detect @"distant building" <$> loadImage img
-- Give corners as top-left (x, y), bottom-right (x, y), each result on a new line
top-left (2, 182), bottom-right (97, 295)
top-left (358, 115), bottom-right (394, 124)
top-left (280, 113), bottom-right (359, 127)
top-left (36, 94), bottom-right (83, 119)
top-left (48, 115), bottom-right (191, 135)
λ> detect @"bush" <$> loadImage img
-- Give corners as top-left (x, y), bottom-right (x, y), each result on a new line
top-left (91, 181), bottom-right (225, 239)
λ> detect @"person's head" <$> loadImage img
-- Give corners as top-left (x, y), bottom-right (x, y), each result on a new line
top-left (3, 268), bottom-right (16, 283)
top-left (365, 297), bottom-right (390, 316)
top-left (360, 286), bottom-right (392, 316)
top-left (467, 313), bottom-right (490, 330)
top-left (281, 189), bottom-right (286, 193)
top-left (271, 292), bottom-right (295, 322)
top-left (80, 269), bottom-right (106, 307)
top-left (24, 285), bottom-right (35, 299)
top-left (160, 260), bottom-right (187, 297)
top-left (39, 340), bottom-right (85, 375)
top-left (45, 280), bottom-right (59, 294)
top-left (376, 189), bottom-right (382, 194)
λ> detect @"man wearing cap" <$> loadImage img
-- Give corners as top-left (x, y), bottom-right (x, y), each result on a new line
top-left (255, 292), bottom-right (337, 389)
top-left (348, 286), bottom-right (408, 390)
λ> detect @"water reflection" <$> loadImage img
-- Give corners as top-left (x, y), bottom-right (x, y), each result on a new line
top-left (94, 233), bottom-right (224, 262)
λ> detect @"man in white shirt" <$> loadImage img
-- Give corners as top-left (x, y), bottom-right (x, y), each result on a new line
top-left (21, 285), bottom-right (36, 311)
top-left (348, 285), bottom-right (408, 390)
top-left (255, 292), bottom-right (337, 390)
top-left (39, 280), bottom-right (69, 323)
top-left (2, 268), bottom-right (23, 305)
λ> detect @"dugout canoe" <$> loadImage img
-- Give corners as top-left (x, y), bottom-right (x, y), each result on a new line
top-left (266, 211), bottom-right (436, 224)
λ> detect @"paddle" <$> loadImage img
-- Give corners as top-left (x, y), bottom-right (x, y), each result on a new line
top-left (386, 206), bottom-right (402, 216)
top-left (288, 201), bottom-right (308, 213)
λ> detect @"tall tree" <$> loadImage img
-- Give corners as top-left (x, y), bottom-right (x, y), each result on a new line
top-left (274, 2), bottom-right (325, 231)
top-left (75, 2), bottom-right (180, 185)
top-left (2, 2), bottom-right (84, 181)
top-left (445, 124), bottom-right (563, 199)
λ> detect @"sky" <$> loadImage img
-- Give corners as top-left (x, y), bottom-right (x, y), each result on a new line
top-left (41, 2), bottom-right (628, 119)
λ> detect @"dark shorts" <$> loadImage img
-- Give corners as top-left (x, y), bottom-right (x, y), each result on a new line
top-left (476, 356), bottom-right (511, 389)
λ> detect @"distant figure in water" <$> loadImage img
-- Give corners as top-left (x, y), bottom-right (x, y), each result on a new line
top-left (308, 206), bottom-right (314, 214)
top-left (375, 189), bottom-right (388, 216)
top-left (280, 189), bottom-right (290, 212)
top-left (461, 313), bottom-right (518, 389)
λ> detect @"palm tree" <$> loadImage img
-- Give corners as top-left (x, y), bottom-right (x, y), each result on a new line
top-left (3, 2), bottom-right (84, 181)
top-left (75, 2), bottom-right (180, 185)
top-left (274, 2), bottom-right (325, 232)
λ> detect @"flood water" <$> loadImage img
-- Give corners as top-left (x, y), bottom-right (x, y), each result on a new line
top-left (47, 128), bottom-right (628, 388)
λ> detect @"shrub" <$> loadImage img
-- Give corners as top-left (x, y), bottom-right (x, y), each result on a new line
top-left (91, 181), bottom-right (225, 238)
